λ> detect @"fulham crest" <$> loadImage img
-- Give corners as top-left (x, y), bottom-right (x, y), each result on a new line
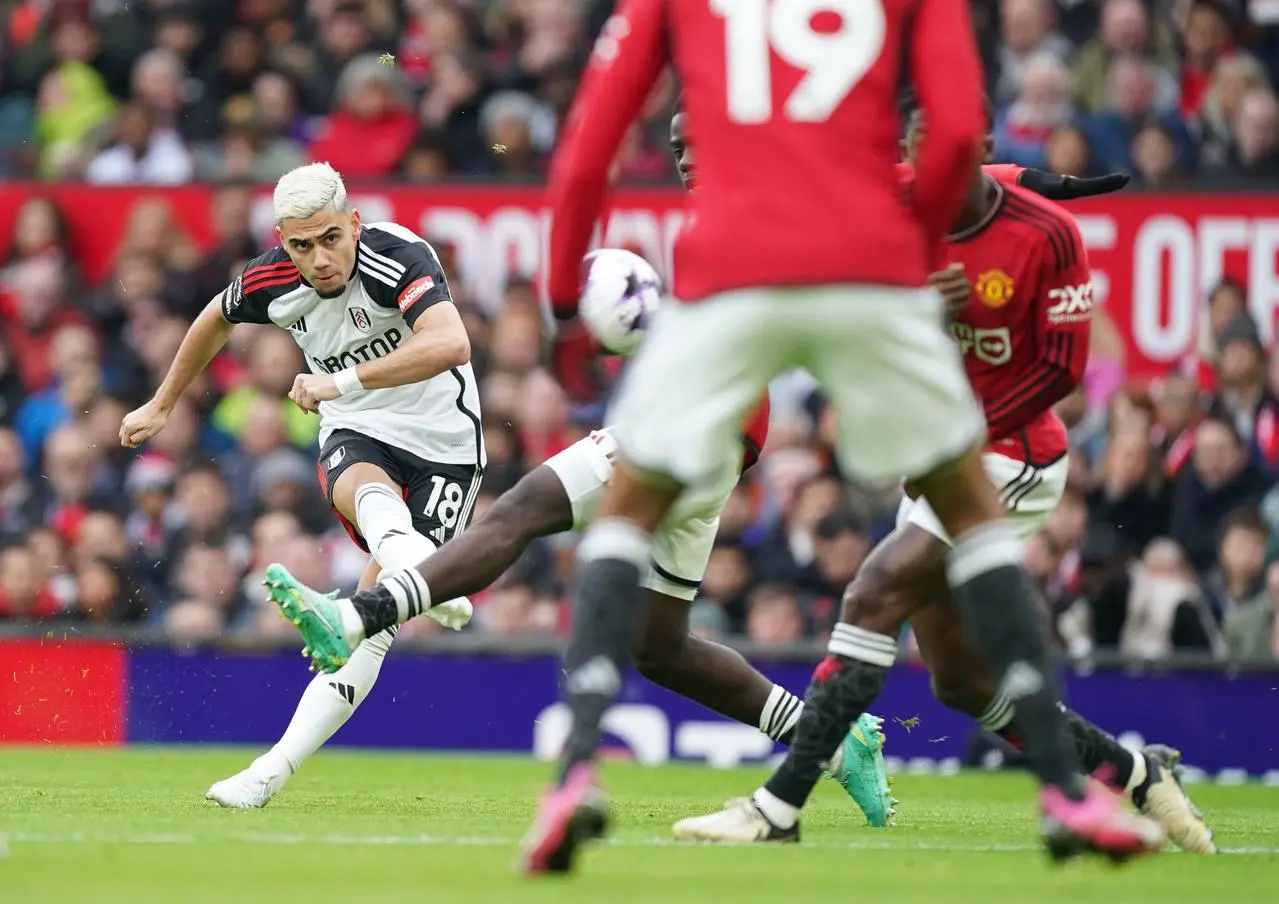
top-left (349, 308), bottom-right (372, 333)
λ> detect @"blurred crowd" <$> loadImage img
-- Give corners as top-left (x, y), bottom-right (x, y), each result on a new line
top-left (0, 0), bottom-right (1277, 184)
top-left (1, 0), bottom-right (1278, 664)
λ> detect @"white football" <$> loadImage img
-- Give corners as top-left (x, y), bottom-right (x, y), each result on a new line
top-left (578, 248), bottom-right (663, 355)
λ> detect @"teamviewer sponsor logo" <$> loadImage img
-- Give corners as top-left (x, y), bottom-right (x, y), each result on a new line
top-left (397, 276), bottom-right (434, 313)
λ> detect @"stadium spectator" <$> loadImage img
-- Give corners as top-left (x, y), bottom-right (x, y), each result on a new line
top-left (1119, 537), bottom-right (1222, 659)
top-left (1180, 0), bottom-right (1239, 120)
top-left (1170, 415), bottom-right (1275, 571)
top-left (1071, 0), bottom-right (1179, 113)
top-left (1207, 314), bottom-right (1279, 471)
top-left (1222, 85), bottom-right (1279, 178)
top-left (1223, 559), bottom-right (1279, 659)
top-left (85, 100), bottom-right (194, 185)
top-left (1086, 55), bottom-right (1193, 173)
top-left (991, 0), bottom-right (1074, 106)
top-left (1129, 121), bottom-right (1191, 185)
top-left (1200, 507), bottom-right (1268, 619)
top-left (993, 52), bottom-right (1078, 167)
top-left (745, 584), bottom-right (805, 646)
top-left (309, 53), bottom-right (418, 177)
top-left (1089, 426), bottom-right (1170, 555)
top-left (194, 97), bottom-right (307, 183)
top-left (1042, 122), bottom-right (1095, 175)
top-left (1196, 54), bottom-right (1272, 170)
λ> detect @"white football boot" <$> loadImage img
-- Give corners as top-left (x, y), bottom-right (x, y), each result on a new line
top-left (205, 759), bottom-right (292, 809)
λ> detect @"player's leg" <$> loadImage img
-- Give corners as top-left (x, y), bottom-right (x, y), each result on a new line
top-left (207, 557), bottom-right (394, 807)
top-left (910, 457), bottom-right (1162, 854)
top-left (269, 440), bottom-right (481, 668)
top-left (914, 599), bottom-right (1216, 853)
top-left (636, 503), bottom-right (894, 826)
top-left (673, 519), bottom-right (938, 841)
top-left (271, 435), bottom-right (597, 662)
top-left (675, 286), bottom-right (1159, 857)
top-left (524, 292), bottom-right (788, 873)
top-left (634, 592), bottom-right (795, 736)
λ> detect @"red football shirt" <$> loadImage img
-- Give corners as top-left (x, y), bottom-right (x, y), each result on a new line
top-left (943, 178), bottom-right (1092, 465)
top-left (546, 0), bottom-right (986, 312)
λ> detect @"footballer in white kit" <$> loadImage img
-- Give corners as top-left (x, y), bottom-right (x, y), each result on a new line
top-left (119, 163), bottom-right (483, 808)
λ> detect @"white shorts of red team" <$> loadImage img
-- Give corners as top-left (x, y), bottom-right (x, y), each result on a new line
top-left (544, 426), bottom-right (739, 601)
top-left (896, 453), bottom-right (1069, 543)
top-left (610, 285), bottom-right (986, 488)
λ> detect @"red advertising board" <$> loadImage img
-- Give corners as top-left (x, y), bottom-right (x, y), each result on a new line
top-left (0, 638), bottom-right (126, 744)
top-left (1, 183), bottom-right (1277, 380)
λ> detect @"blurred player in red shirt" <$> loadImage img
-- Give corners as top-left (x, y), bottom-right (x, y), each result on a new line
top-left (676, 104), bottom-right (1212, 852)
top-left (529, 0), bottom-right (1162, 875)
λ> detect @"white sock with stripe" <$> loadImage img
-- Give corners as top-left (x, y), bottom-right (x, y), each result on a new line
top-left (759, 685), bottom-right (804, 742)
top-left (354, 482), bottom-right (435, 575)
top-left (978, 691), bottom-right (1016, 733)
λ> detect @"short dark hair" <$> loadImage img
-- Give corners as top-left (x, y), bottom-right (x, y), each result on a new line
top-left (1218, 507), bottom-right (1268, 544)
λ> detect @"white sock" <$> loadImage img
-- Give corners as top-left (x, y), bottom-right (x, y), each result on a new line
top-left (752, 786), bottom-right (799, 829)
top-left (253, 628), bottom-right (396, 779)
top-left (978, 691), bottom-right (1016, 733)
top-left (827, 623), bottom-right (897, 668)
top-left (1124, 750), bottom-right (1147, 794)
top-left (759, 684), bottom-right (804, 742)
top-left (354, 483), bottom-right (435, 572)
top-left (379, 568), bottom-right (434, 623)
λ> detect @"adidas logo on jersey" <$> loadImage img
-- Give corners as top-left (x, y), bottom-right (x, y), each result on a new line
top-left (288, 317), bottom-right (308, 334)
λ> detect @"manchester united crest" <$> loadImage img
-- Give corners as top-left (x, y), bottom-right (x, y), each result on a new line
top-left (975, 269), bottom-right (1015, 308)
top-left (349, 308), bottom-right (372, 333)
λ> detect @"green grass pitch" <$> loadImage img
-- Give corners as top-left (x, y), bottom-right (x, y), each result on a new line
top-left (1, 747), bottom-right (1275, 904)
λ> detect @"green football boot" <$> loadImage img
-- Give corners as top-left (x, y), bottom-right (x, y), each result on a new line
top-left (264, 563), bottom-right (353, 673)
top-left (828, 713), bottom-right (896, 827)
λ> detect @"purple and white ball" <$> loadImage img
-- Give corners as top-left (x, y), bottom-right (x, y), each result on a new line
top-left (579, 248), bottom-right (663, 356)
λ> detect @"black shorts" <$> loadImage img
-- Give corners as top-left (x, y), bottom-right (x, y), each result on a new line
top-left (316, 429), bottom-right (483, 553)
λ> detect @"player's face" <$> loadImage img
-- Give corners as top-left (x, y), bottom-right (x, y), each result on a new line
top-left (670, 112), bottom-right (696, 191)
top-left (276, 207), bottom-right (362, 299)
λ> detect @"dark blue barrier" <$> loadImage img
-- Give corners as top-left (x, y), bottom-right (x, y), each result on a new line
top-left (124, 647), bottom-right (1279, 777)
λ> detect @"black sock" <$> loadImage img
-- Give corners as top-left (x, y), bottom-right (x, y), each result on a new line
top-left (948, 524), bottom-right (1083, 799)
top-left (348, 583), bottom-right (405, 638)
top-left (996, 704), bottom-right (1135, 788)
top-left (763, 624), bottom-right (895, 810)
top-left (1061, 705), bottom-right (1135, 787)
top-left (560, 520), bottom-right (652, 781)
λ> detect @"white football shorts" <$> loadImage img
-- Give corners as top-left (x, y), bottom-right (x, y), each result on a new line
top-left (609, 285), bottom-right (984, 489)
top-left (544, 426), bottom-right (739, 601)
top-left (896, 452), bottom-right (1069, 543)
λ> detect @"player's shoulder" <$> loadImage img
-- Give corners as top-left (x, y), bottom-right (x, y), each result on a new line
top-left (239, 246), bottom-right (301, 294)
top-left (998, 182), bottom-right (1085, 268)
top-left (224, 246), bottom-right (302, 323)
top-left (360, 221), bottom-right (439, 265)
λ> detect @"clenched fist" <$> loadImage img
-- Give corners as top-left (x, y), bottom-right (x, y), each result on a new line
top-left (289, 373), bottom-right (340, 413)
top-left (119, 400), bottom-right (171, 449)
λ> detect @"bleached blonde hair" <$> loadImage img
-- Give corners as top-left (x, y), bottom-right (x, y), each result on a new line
top-left (273, 162), bottom-right (349, 223)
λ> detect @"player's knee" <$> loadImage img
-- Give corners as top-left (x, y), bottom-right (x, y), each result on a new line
top-left (841, 564), bottom-right (910, 633)
top-left (631, 608), bottom-right (691, 682)
top-left (632, 629), bottom-right (688, 681)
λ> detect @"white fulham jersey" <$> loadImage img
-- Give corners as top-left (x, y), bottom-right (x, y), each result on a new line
top-left (221, 221), bottom-right (485, 468)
